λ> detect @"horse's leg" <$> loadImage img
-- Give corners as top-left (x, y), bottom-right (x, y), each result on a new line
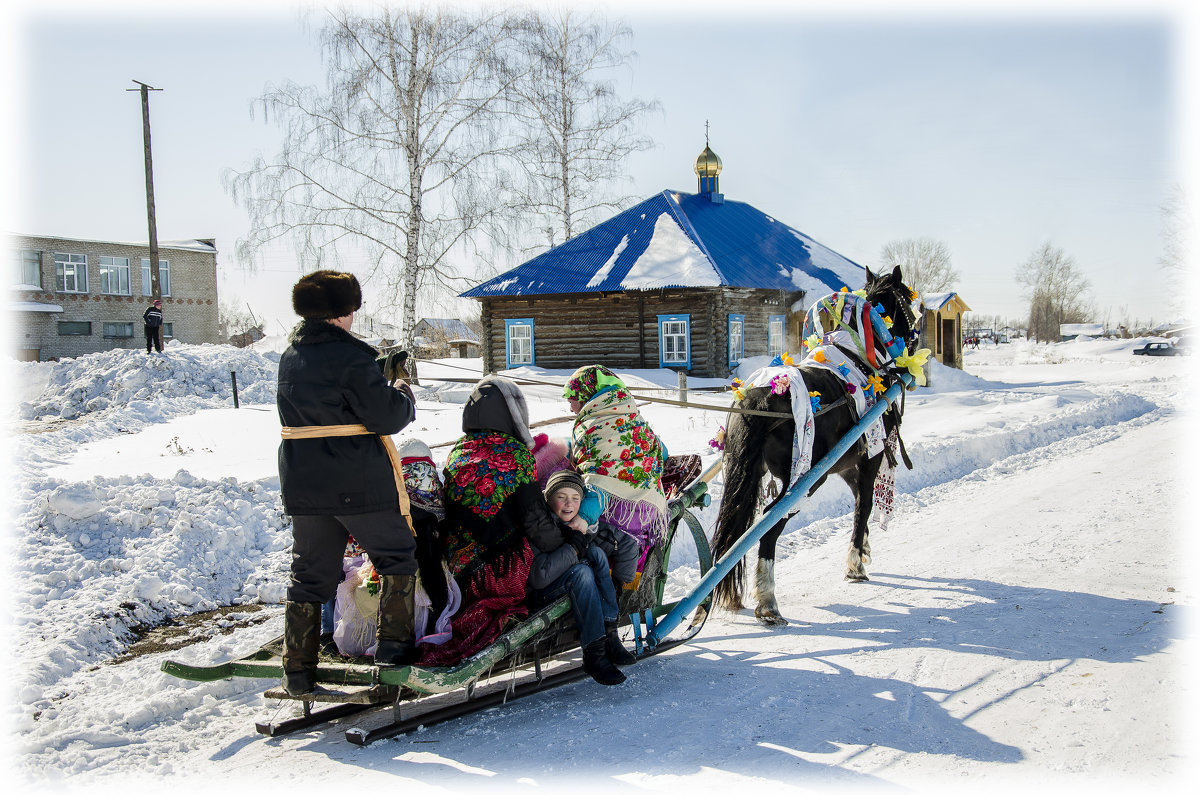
top-left (844, 455), bottom-right (882, 582)
top-left (753, 518), bottom-right (789, 626)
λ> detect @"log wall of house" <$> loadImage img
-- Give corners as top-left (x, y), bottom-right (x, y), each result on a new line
top-left (476, 287), bottom-right (802, 378)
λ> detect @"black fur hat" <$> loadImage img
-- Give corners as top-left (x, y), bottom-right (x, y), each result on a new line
top-left (291, 270), bottom-right (362, 320)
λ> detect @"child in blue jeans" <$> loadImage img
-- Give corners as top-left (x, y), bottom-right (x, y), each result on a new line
top-left (529, 470), bottom-right (636, 685)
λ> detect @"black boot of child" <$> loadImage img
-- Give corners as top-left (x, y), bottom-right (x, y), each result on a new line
top-left (604, 621), bottom-right (637, 666)
top-left (582, 639), bottom-right (626, 686)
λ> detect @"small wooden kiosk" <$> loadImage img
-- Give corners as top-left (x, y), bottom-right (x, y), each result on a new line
top-left (918, 292), bottom-right (972, 380)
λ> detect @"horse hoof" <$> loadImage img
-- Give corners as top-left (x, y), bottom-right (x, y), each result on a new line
top-left (755, 610), bottom-right (788, 626)
top-left (845, 573), bottom-right (869, 583)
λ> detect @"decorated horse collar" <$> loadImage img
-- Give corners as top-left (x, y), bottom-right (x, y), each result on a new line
top-left (800, 289), bottom-right (929, 387)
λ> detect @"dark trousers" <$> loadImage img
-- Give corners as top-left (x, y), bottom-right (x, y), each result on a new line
top-left (145, 327), bottom-right (163, 353)
top-left (288, 509), bottom-right (417, 603)
top-left (532, 545), bottom-right (619, 646)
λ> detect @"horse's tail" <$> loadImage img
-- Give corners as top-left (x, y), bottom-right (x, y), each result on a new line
top-left (712, 388), bottom-right (778, 611)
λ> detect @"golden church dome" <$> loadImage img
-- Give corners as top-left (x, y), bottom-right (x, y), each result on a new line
top-left (694, 145), bottom-right (723, 178)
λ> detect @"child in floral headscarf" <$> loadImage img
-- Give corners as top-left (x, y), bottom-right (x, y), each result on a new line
top-left (563, 365), bottom-right (668, 566)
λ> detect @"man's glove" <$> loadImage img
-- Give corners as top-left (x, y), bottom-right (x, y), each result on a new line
top-left (396, 381), bottom-right (416, 408)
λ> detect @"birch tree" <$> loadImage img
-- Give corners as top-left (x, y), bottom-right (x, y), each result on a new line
top-left (1017, 242), bottom-right (1092, 342)
top-left (226, 4), bottom-right (520, 345)
top-left (508, 8), bottom-right (657, 246)
top-left (879, 237), bottom-right (959, 299)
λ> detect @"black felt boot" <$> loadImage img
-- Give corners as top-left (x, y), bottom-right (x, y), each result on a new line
top-left (281, 601), bottom-right (322, 695)
top-left (582, 638), bottom-right (626, 686)
top-left (604, 621), bottom-right (637, 666)
top-left (375, 574), bottom-right (418, 666)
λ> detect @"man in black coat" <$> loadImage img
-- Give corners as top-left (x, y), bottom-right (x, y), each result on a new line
top-left (276, 270), bottom-right (419, 695)
top-left (142, 299), bottom-right (164, 353)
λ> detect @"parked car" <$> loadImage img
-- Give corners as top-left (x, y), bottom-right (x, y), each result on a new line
top-left (1133, 341), bottom-right (1182, 356)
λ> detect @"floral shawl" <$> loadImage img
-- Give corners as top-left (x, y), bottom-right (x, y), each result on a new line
top-left (444, 431), bottom-right (536, 520)
top-left (442, 430), bottom-right (537, 579)
top-left (571, 385), bottom-right (668, 538)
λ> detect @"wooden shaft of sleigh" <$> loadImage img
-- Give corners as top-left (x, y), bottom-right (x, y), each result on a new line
top-left (645, 373), bottom-right (914, 649)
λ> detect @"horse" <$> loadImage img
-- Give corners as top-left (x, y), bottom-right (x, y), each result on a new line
top-left (710, 266), bottom-right (923, 625)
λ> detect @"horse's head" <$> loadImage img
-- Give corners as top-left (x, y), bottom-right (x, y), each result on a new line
top-left (865, 265), bottom-right (923, 353)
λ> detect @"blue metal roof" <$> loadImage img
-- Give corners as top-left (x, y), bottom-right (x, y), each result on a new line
top-left (461, 190), bottom-right (867, 299)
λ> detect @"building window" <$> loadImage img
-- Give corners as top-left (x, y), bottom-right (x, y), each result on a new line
top-left (54, 252), bottom-right (88, 293)
top-left (728, 314), bottom-right (745, 367)
top-left (505, 318), bottom-right (534, 368)
top-left (15, 249), bottom-right (42, 288)
top-left (768, 314), bottom-right (785, 358)
top-left (141, 258), bottom-right (171, 296)
top-left (99, 256), bottom-right (132, 295)
top-left (103, 322), bottom-right (135, 338)
top-left (658, 314), bottom-right (690, 368)
top-left (57, 321), bottom-right (92, 336)
top-left (163, 322), bottom-right (174, 340)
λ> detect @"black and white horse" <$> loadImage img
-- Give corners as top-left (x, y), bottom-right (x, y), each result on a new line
top-left (710, 266), bottom-right (922, 625)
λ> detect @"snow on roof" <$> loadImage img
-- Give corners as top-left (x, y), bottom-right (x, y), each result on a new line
top-left (620, 213), bottom-right (722, 289)
top-left (461, 189), bottom-right (865, 299)
top-left (1060, 323), bottom-right (1105, 335)
top-left (416, 318), bottom-right (479, 342)
top-left (12, 233), bottom-right (216, 254)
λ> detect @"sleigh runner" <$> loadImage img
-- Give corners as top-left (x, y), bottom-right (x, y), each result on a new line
top-left (161, 475), bottom-right (715, 744)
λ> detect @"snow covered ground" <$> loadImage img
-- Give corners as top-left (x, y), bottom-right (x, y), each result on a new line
top-left (3, 336), bottom-right (1196, 794)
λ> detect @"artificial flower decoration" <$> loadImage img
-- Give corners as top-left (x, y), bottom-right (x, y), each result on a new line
top-left (867, 374), bottom-right (886, 397)
top-left (836, 362), bottom-right (851, 378)
top-left (894, 347), bottom-right (932, 387)
top-left (769, 355), bottom-right (783, 367)
top-left (910, 288), bottom-right (919, 301)
top-left (882, 315), bottom-right (894, 328)
top-left (781, 352), bottom-right (795, 366)
top-left (813, 349), bottom-right (827, 363)
top-left (708, 426), bottom-right (726, 452)
top-left (809, 391), bottom-right (822, 413)
top-left (731, 377), bottom-right (746, 401)
top-left (769, 374), bottom-right (790, 395)
top-left (805, 333), bottom-right (822, 350)
top-left (844, 382), bottom-right (856, 394)
top-left (852, 289), bottom-right (867, 299)
top-left (839, 286), bottom-right (849, 292)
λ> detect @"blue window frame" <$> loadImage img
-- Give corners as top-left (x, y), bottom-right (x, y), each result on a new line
top-left (768, 314), bottom-right (785, 358)
top-left (504, 318), bottom-right (534, 368)
top-left (657, 313), bottom-right (690, 369)
top-left (728, 313), bottom-right (745, 367)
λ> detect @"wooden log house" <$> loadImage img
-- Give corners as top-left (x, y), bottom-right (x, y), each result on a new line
top-left (461, 146), bottom-right (870, 378)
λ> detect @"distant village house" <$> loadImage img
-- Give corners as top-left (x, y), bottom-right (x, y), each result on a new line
top-left (9, 234), bottom-right (221, 361)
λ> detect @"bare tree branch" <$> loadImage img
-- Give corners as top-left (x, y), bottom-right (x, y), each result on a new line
top-left (224, 3), bottom-right (523, 346)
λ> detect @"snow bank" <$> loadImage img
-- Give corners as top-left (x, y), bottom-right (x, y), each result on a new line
top-left (13, 343), bottom-right (280, 422)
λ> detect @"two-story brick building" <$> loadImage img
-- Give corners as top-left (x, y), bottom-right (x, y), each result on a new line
top-left (9, 233), bottom-right (221, 361)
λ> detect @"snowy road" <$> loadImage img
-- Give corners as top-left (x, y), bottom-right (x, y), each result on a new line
top-left (7, 340), bottom-right (1195, 793)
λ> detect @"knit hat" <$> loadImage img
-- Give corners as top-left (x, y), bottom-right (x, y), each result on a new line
top-left (543, 469), bottom-right (586, 502)
top-left (532, 433), bottom-right (571, 486)
top-left (291, 270), bottom-right (362, 320)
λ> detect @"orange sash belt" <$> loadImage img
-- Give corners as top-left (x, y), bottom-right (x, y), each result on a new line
top-left (280, 423), bottom-right (414, 535)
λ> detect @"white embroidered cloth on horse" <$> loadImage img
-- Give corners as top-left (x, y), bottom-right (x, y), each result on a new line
top-left (741, 365), bottom-right (815, 491)
top-left (801, 330), bottom-right (887, 459)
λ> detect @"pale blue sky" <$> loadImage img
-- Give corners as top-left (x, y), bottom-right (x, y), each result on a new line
top-left (5, 1), bottom-right (1193, 332)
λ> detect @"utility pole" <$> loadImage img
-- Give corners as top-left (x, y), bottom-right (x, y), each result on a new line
top-left (128, 80), bottom-right (163, 301)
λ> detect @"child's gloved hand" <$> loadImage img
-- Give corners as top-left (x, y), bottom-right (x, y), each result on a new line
top-left (578, 487), bottom-right (607, 526)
